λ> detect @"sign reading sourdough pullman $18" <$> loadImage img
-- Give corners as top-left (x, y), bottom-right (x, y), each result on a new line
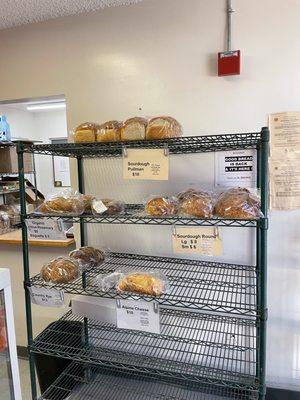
top-left (123, 148), bottom-right (169, 180)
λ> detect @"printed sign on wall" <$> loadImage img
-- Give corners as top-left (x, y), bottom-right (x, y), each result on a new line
top-left (215, 149), bottom-right (257, 187)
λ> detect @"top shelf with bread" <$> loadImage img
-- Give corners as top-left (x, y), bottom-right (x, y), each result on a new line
top-left (22, 132), bottom-right (262, 158)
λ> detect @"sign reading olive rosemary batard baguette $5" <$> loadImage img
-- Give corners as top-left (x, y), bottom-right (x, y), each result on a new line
top-left (25, 218), bottom-right (66, 240)
top-left (123, 148), bottom-right (169, 180)
top-left (172, 227), bottom-right (223, 256)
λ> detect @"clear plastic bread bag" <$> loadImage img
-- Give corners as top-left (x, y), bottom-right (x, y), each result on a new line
top-left (36, 189), bottom-right (85, 216)
top-left (0, 203), bottom-right (18, 224)
top-left (0, 211), bottom-right (10, 230)
top-left (82, 194), bottom-right (95, 213)
top-left (69, 246), bottom-right (106, 270)
top-left (177, 188), bottom-right (214, 218)
top-left (91, 198), bottom-right (125, 216)
top-left (40, 256), bottom-right (81, 284)
top-left (96, 121), bottom-right (122, 142)
top-left (146, 116), bottom-right (183, 140)
top-left (120, 117), bottom-right (148, 141)
top-left (144, 195), bottom-right (179, 217)
top-left (96, 270), bottom-right (169, 297)
top-left (214, 187), bottom-right (263, 219)
top-left (70, 122), bottom-right (98, 143)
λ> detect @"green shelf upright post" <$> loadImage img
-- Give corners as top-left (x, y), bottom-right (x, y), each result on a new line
top-left (257, 127), bottom-right (269, 399)
top-left (17, 142), bottom-right (38, 400)
top-left (77, 156), bottom-right (90, 379)
top-left (77, 156), bottom-right (85, 248)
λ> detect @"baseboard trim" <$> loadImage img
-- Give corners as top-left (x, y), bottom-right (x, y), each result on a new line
top-left (17, 345), bottom-right (28, 359)
top-left (266, 387), bottom-right (299, 399)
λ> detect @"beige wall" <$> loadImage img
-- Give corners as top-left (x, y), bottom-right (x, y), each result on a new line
top-left (0, 244), bottom-right (74, 346)
top-left (1, 0), bottom-right (300, 390)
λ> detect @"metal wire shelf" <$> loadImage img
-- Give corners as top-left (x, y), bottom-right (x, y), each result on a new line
top-left (32, 309), bottom-right (258, 391)
top-left (0, 142), bottom-right (14, 149)
top-left (27, 204), bottom-right (259, 228)
top-left (39, 362), bottom-right (258, 400)
top-left (24, 133), bottom-right (262, 159)
top-left (0, 189), bottom-right (19, 195)
top-left (28, 252), bottom-right (258, 316)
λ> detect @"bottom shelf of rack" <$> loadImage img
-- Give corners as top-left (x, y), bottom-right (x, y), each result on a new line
top-left (39, 362), bottom-right (258, 400)
top-left (30, 310), bottom-right (258, 391)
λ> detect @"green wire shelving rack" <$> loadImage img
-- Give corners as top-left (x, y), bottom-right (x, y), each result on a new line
top-left (16, 127), bottom-right (269, 400)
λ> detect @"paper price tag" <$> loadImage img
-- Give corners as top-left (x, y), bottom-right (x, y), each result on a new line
top-left (116, 299), bottom-right (160, 334)
top-left (123, 148), bottom-right (169, 180)
top-left (172, 227), bottom-right (223, 256)
top-left (26, 218), bottom-right (66, 240)
top-left (92, 200), bottom-right (108, 214)
top-left (29, 287), bottom-right (65, 308)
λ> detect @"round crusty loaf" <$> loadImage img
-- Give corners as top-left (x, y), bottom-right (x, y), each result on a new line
top-left (214, 188), bottom-right (261, 219)
top-left (92, 199), bottom-right (125, 215)
top-left (177, 188), bottom-right (200, 201)
top-left (120, 117), bottom-right (147, 141)
top-left (96, 120), bottom-right (122, 142)
top-left (102, 199), bottom-right (125, 215)
top-left (145, 197), bottom-right (178, 217)
top-left (69, 246), bottom-right (105, 269)
top-left (41, 257), bottom-right (80, 284)
top-left (146, 116), bottom-right (182, 140)
top-left (118, 273), bottom-right (164, 296)
top-left (74, 122), bottom-right (97, 143)
top-left (178, 189), bottom-right (213, 218)
top-left (40, 196), bottom-right (84, 215)
top-left (82, 195), bottom-right (95, 213)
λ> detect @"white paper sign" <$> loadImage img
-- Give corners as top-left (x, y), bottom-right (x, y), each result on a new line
top-left (26, 219), bottom-right (66, 240)
top-left (123, 148), bottom-right (169, 180)
top-left (172, 227), bottom-right (223, 256)
top-left (53, 156), bottom-right (71, 187)
top-left (269, 111), bottom-right (300, 157)
top-left (116, 299), bottom-right (160, 334)
top-left (92, 200), bottom-right (108, 214)
top-left (215, 150), bottom-right (257, 187)
top-left (29, 287), bottom-right (65, 307)
top-left (270, 158), bottom-right (300, 210)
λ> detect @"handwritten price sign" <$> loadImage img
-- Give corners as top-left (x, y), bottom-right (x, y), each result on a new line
top-left (26, 219), bottom-right (66, 240)
top-left (173, 227), bottom-right (223, 256)
top-left (123, 149), bottom-right (169, 180)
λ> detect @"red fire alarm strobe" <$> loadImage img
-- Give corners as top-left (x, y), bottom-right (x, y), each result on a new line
top-left (218, 50), bottom-right (240, 76)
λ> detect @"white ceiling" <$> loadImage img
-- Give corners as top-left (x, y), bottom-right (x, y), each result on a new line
top-left (0, 0), bottom-right (144, 30)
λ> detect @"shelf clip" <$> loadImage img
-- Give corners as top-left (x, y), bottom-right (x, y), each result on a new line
top-left (164, 144), bottom-right (169, 157)
top-left (214, 227), bottom-right (221, 239)
top-left (23, 280), bottom-right (31, 290)
top-left (122, 146), bottom-right (128, 158)
top-left (259, 308), bottom-right (268, 322)
top-left (172, 223), bottom-right (178, 236)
